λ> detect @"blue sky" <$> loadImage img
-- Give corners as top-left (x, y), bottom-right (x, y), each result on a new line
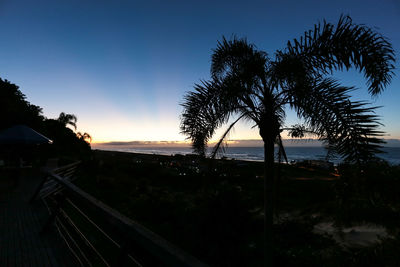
top-left (0, 0), bottom-right (399, 141)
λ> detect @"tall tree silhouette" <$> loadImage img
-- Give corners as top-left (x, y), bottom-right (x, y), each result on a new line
top-left (57, 112), bottom-right (77, 130)
top-left (0, 78), bottom-right (44, 129)
top-left (180, 16), bottom-right (395, 266)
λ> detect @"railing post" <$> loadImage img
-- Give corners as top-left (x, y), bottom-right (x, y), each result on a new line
top-left (40, 192), bottom-right (66, 234)
top-left (116, 239), bottom-right (131, 266)
top-left (30, 174), bottom-right (49, 203)
top-left (41, 166), bottom-right (208, 267)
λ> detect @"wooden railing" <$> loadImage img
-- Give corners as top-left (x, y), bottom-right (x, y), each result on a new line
top-left (31, 162), bottom-right (208, 267)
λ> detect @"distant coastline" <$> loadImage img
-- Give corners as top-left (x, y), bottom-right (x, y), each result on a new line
top-left (92, 145), bottom-right (400, 165)
top-left (93, 138), bottom-right (400, 149)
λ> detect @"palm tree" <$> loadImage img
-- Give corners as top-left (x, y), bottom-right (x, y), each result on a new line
top-left (180, 16), bottom-right (395, 266)
top-left (57, 112), bottom-right (77, 130)
top-left (76, 132), bottom-right (92, 143)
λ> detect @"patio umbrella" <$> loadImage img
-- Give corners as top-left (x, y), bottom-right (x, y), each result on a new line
top-left (0, 125), bottom-right (53, 145)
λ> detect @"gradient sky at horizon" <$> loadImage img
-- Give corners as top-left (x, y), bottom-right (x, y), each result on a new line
top-left (0, 0), bottom-right (399, 142)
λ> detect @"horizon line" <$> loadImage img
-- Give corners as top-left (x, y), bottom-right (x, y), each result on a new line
top-left (92, 138), bottom-right (400, 148)
top-left (92, 137), bottom-right (400, 144)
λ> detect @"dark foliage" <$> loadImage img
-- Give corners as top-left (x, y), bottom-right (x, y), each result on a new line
top-left (0, 78), bottom-right (44, 130)
top-left (76, 151), bottom-right (400, 267)
top-left (334, 161), bottom-right (400, 228)
top-left (41, 118), bottom-right (91, 158)
top-left (0, 77), bottom-right (91, 159)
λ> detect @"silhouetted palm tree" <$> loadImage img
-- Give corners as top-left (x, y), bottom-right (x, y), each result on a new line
top-left (57, 112), bottom-right (77, 130)
top-left (180, 16), bottom-right (395, 266)
top-left (76, 132), bottom-right (92, 143)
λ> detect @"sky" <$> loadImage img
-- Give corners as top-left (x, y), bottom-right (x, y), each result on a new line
top-left (0, 0), bottom-right (399, 142)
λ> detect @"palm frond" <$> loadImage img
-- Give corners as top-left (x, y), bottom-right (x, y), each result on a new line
top-left (283, 15), bottom-right (395, 95)
top-left (285, 124), bottom-right (317, 138)
top-left (180, 80), bottom-right (238, 155)
top-left (210, 114), bottom-right (246, 159)
top-left (58, 112), bottom-right (77, 130)
top-left (290, 78), bottom-right (385, 162)
top-left (181, 38), bottom-right (269, 156)
top-left (211, 36), bottom-right (268, 83)
top-left (276, 134), bottom-right (288, 164)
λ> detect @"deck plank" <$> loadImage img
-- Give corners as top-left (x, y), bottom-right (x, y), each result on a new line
top-left (0, 171), bottom-right (78, 267)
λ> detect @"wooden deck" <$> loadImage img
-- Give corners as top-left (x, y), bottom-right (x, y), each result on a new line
top-left (0, 170), bottom-right (77, 266)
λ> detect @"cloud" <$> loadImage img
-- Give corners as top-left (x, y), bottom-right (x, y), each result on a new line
top-left (92, 140), bottom-right (191, 148)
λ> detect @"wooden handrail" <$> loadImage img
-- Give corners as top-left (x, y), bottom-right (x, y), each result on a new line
top-left (52, 161), bottom-right (81, 174)
top-left (47, 170), bottom-right (208, 267)
top-left (30, 161), bottom-right (81, 203)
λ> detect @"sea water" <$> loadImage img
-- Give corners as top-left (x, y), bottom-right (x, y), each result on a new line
top-left (98, 146), bottom-right (400, 165)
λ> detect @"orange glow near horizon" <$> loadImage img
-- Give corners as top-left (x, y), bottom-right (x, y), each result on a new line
top-left (88, 125), bottom-right (400, 144)
top-left (78, 114), bottom-right (265, 143)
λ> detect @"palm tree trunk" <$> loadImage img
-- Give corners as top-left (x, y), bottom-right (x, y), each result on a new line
top-left (264, 137), bottom-right (275, 267)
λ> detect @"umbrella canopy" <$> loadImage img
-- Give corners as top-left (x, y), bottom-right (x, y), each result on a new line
top-left (0, 125), bottom-right (53, 145)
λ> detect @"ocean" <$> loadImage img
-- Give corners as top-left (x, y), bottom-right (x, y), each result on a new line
top-left (94, 146), bottom-right (400, 165)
